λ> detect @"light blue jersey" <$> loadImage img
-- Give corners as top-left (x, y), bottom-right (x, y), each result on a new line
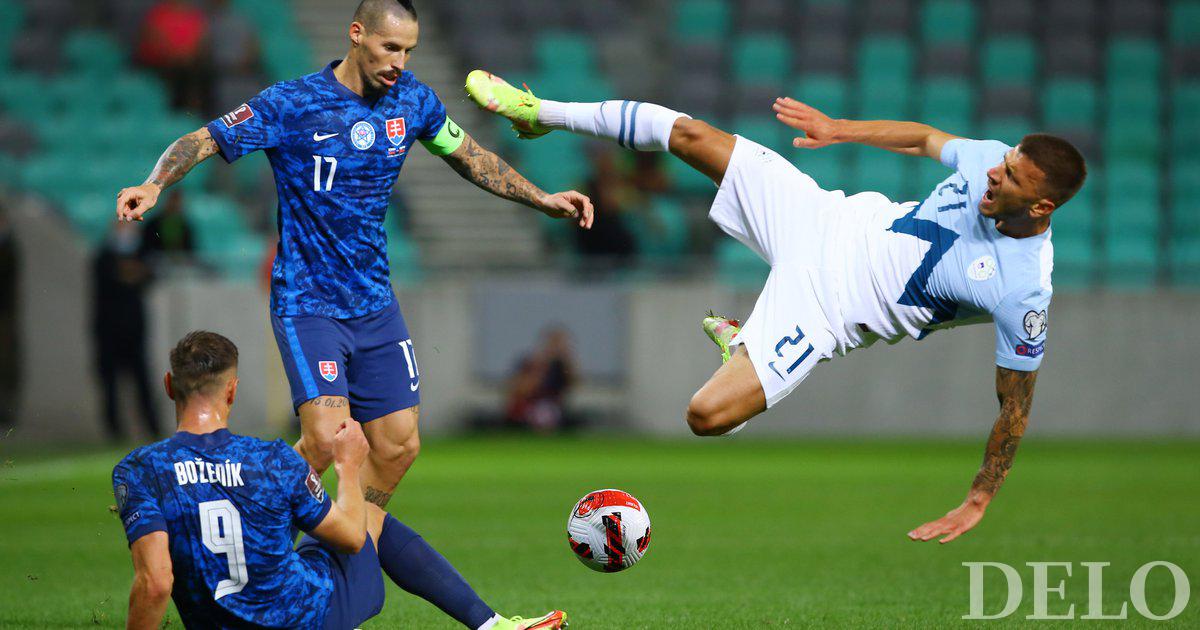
top-left (836, 139), bottom-right (1053, 371)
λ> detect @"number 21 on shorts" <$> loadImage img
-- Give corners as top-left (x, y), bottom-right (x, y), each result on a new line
top-left (768, 326), bottom-right (814, 380)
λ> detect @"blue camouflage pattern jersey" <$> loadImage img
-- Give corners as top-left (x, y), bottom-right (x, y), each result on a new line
top-left (206, 61), bottom-right (449, 318)
top-left (112, 430), bottom-right (335, 629)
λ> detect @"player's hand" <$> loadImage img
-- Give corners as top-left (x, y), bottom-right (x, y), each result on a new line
top-left (332, 420), bottom-right (370, 469)
top-left (772, 97), bottom-right (841, 150)
top-left (907, 501), bottom-right (986, 544)
top-left (116, 183), bottom-right (162, 222)
top-left (537, 190), bottom-right (594, 229)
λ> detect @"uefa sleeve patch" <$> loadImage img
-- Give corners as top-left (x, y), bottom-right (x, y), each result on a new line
top-left (221, 103), bottom-right (255, 128)
top-left (305, 466), bottom-right (326, 502)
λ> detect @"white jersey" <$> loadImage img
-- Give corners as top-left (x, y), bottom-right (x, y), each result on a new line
top-left (708, 136), bottom-right (1051, 407)
top-left (833, 139), bottom-right (1052, 371)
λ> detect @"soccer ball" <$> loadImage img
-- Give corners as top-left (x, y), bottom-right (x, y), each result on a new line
top-left (566, 489), bottom-right (652, 573)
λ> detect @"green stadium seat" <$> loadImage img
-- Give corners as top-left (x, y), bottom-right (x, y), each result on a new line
top-left (913, 160), bottom-right (953, 201)
top-left (1106, 39), bottom-right (1162, 78)
top-left (850, 146), bottom-right (909, 199)
top-left (857, 75), bottom-right (912, 120)
top-left (673, 0), bottom-right (731, 43)
top-left (731, 35), bottom-right (790, 87)
top-left (731, 115), bottom-right (787, 154)
top-left (667, 155), bottom-right (718, 195)
top-left (534, 32), bottom-right (596, 75)
top-left (1104, 161), bottom-right (1161, 234)
top-left (64, 31), bottom-right (124, 78)
top-left (201, 232), bottom-right (265, 281)
top-left (793, 145), bottom-right (853, 193)
top-left (979, 117), bottom-right (1031, 146)
top-left (1104, 119), bottom-right (1162, 161)
top-left (64, 193), bottom-right (118, 246)
top-left (1171, 83), bottom-right (1200, 155)
top-left (529, 70), bottom-right (615, 103)
top-left (920, 0), bottom-right (977, 45)
top-left (1170, 160), bottom-right (1200, 236)
top-left (0, 73), bottom-right (46, 116)
top-left (1042, 79), bottom-right (1098, 130)
top-left (1168, 238), bottom-right (1200, 286)
top-left (1051, 233), bottom-right (1097, 289)
top-left (791, 75), bottom-right (849, 116)
top-left (516, 134), bottom-right (588, 194)
top-left (1051, 178), bottom-right (1098, 235)
top-left (917, 77), bottom-right (975, 136)
top-left (858, 37), bottom-right (915, 81)
top-left (980, 37), bottom-right (1037, 85)
top-left (1106, 81), bottom-right (1161, 120)
top-left (386, 214), bottom-right (423, 285)
top-left (110, 74), bottom-right (170, 118)
top-left (631, 197), bottom-right (689, 261)
top-left (716, 238), bottom-right (769, 288)
top-left (1170, 1), bottom-right (1200, 43)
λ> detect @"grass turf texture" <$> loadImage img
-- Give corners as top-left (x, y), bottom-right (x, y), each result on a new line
top-left (0, 437), bottom-right (1197, 628)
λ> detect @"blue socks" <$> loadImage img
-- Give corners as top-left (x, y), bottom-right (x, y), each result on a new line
top-left (378, 514), bottom-right (495, 629)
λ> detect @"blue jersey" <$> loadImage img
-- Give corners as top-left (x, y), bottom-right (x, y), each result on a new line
top-left (838, 139), bottom-right (1053, 370)
top-left (112, 430), bottom-right (335, 629)
top-left (206, 61), bottom-right (449, 318)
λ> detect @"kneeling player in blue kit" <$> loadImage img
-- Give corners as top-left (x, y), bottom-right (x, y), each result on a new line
top-left (113, 331), bottom-right (567, 629)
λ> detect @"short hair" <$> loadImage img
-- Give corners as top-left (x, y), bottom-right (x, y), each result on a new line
top-left (169, 331), bottom-right (239, 401)
top-left (353, 0), bottom-right (417, 31)
top-left (1019, 133), bottom-right (1087, 207)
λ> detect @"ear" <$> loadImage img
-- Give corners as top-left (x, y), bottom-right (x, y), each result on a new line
top-left (349, 21), bottom-right (364, 46)
top-left (164, 372), bottom-right (175, 401)
top-left (1031, 198), bottom-right (1056, 218)
top-left (226, 377), bottom-right (239, 407)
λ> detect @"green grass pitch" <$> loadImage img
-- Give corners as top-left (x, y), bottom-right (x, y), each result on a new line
top-left (1, 437), bottom-right (1197, 628)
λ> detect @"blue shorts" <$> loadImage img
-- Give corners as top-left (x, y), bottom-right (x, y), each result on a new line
top-left (271, 298), bottom-right (421, 423)
top-left (297, 535), bottom-right (386, 630)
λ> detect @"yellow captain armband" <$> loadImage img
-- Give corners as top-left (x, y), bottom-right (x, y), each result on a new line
top-left (419, 117), bottom-right (465, 156)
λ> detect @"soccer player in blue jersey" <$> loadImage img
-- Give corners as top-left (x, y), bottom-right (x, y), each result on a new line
top-left (114, 331), bottom-right (567, 629)
top-left (468, 72), bottom-right (1086, 545)
top-left (115, 0), bottom-right (593, 515)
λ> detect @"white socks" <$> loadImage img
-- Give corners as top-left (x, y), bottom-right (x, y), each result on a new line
top-left (537, 100), bottom-right (688, 152)
top-left (477, 614), bottom-right (502, 630)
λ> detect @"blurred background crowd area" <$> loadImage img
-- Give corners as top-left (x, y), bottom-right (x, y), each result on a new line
top-left (0, 0), bottom-right (1196, 290)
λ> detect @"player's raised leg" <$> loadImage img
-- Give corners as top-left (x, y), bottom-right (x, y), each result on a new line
top-left (687, 344), bottom-right (766, 436)
top-left (359, 406), bottom-right (421, 506)
top-left (465, 70), bottom-right (735, 184)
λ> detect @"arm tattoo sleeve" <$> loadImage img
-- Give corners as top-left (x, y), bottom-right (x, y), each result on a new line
top-left (971, 367), bottom-right (1038, 500)
top-left (441, 133), bottom-right (547, 209)
top-left (146, 128), bottom-right (220, 189)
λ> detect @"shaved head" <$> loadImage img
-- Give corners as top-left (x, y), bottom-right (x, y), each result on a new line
top-left (352, 0), bottom-right (417, 31)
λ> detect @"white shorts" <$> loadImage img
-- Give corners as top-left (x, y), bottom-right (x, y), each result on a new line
top-left (708, 136), bottom-right (847, 407)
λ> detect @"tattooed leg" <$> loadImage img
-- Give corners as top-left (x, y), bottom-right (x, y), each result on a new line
top-left (294, 396), bottom-right (351, 474)
top-left (360, 406), bottom-right (421, 509)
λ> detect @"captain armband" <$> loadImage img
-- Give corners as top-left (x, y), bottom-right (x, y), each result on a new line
top-left (419, 116), bottom-right (466, 156)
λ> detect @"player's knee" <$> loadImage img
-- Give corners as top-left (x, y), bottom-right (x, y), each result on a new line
top-left (685, 392), bottom-right (729, 437)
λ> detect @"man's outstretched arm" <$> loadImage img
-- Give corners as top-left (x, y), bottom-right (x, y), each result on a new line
top-left (116, 127), bottom-right (220, 222)
top-left (439, 131), bottom-right (594, 229)
top-left (908, 367), bottom-right (1037, 544)
top-left (126, 531), bottom-right (173, 629)
top-left (772, 97), bottom-right (960, 160)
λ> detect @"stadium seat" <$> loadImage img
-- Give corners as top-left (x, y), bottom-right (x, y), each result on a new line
top-left (794, 145), bottom-right (853, 193)
top-left (850, 146), bottom-right (910, 200)
top-left (979, 117), bottom-right (1031, 146)
top-left (1106, 38), bottom-right (1162, 78)
top-left (1170, 160), bottom-right (1200, 236)
top-left (917, 77), bottom-right (975, 136)
top-left (630, 197), bottom-right (689, 261)
top-left (1171, 83), bottom-right (1200, 156)
top-left (716, 238), bottom-right (769, 288)
top-left (731, 35), bottom-right (791, 88)
top-left (730, 116), bottom-right (787, 155)
top-left (919, 0), bottom-right (977, 45)
top-left (64, 30), bottom-right (124, 78)
top-left (673, 0), bottom-right (731, 44)
top-left (534, 32), bottom-right (597, 75)
top-left (913, 159), bottom-right (952, 201)
top-left (790, 74), bottom-right (849, 115)
top-left (1104, 119), bottom-right (1162, 162)
top-left (1042, 79), bottom-right (1098, 130)
top-left (857, 75), bottom-right (913, 120)
top-left (1104, 161), bottom-right (1162, 232)
top-left (516, 134), bottom-right (589, 194)
top-left (858, 37), bottom-right (915, 81)
top-left (667, 154), bottom-right (718, 196)
top-left (1168, 237), bottom-right (1200, 286)
top-left (980, 37), bottom-right (1037, 86)
top-left (1170, 1), bottom-right (1200, 44)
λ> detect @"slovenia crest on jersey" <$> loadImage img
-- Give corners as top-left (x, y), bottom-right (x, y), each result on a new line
top-left (318, 361), bottom-right (339, 382)
top-left (351, 121), bottom-right (375, 150)
top-left (386, 117), bottom-right (406, 146)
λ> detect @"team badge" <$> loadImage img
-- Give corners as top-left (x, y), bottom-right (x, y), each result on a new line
top-left (386, 117), bottom-right (406, 146)
top-left (968, 255), bottom-right (997, 281)
top-left (319, 361), bottom-right (339, 382)
top-left (1023, 310), bottom-right (1048, 339)
top-left (351, 121), bottom-right (375, 150)
top-left (305, 466), bottom-right (326, 502)
top-left (114, 483), bottom-right (128, 512)
top-left (220, 103), bottom-right (255, 128)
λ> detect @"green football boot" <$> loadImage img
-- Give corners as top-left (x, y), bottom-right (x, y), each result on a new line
top-left (703, 310), bottom-right (742, 364)
top-left (492, 610), bottom-right (568, 630)
top-left (464, 69), bottom-right (552, 139)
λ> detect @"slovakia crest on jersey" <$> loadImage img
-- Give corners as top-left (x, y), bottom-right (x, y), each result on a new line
top-left (386, 118), bottom-right (406, 146)
top-left (319, 361), bottom-right (338, 382)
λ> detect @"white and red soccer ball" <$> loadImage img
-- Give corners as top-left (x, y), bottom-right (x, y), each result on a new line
top-left (566, 489), bottom-right (651, 573)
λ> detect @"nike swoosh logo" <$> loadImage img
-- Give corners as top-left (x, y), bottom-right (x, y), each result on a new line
top-left (410, 380), bottom-right (420, 392)
top-left (313, 132), bottom-right (339, 141)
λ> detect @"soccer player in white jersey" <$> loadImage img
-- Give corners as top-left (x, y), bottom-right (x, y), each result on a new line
top-left (467, 72), bottom-right (1087, 544)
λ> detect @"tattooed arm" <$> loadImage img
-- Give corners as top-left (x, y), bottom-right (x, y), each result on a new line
top-left (440, 131), bottom-right (594, 228)
top-left (116, 127), bottom-right (220, 222)
top-left (907, 367), bottom-right (1038, 544)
